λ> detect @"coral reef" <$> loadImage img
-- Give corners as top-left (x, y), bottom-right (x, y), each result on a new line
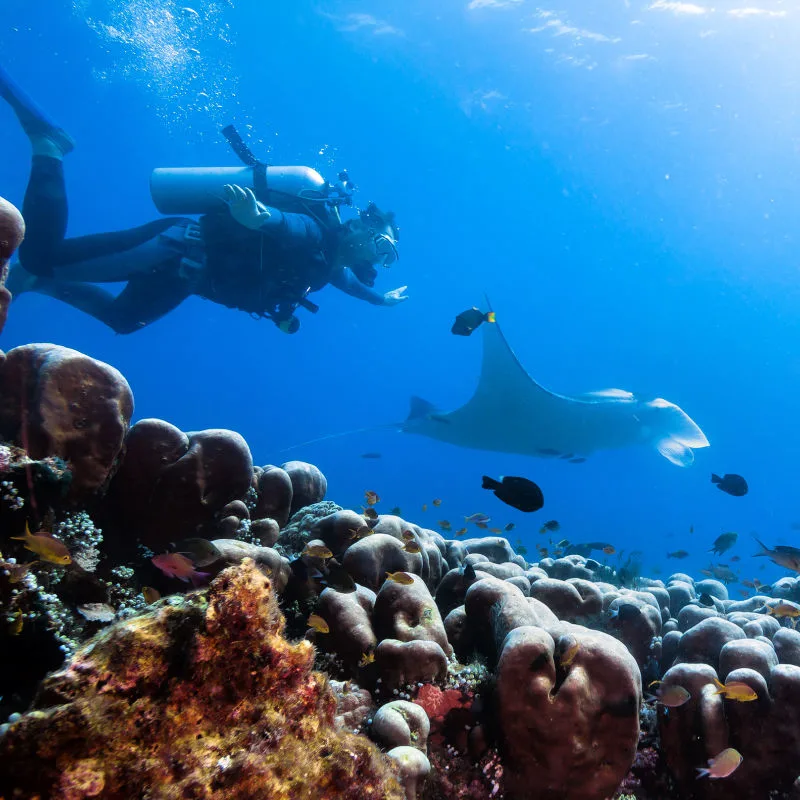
top-left (0, 560), bottom-right (403, 799)
top-left (0, 196), bottom-right (24, 334)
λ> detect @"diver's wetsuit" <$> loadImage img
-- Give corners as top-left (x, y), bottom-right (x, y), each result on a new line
top-left (14, 155), bottom-right (353, 333)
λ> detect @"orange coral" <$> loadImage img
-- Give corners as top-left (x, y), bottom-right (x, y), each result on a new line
top-left (0, 559), bottom-right (402, 800)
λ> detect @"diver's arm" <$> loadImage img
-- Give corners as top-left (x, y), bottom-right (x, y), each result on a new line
top-left (329, 267), bottom-right (408, 306)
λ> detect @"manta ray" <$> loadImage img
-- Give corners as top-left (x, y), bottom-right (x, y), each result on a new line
top-left (403, 316), bottom-right (709, 467)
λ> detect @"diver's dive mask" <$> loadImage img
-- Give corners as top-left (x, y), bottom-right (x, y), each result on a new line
top-left (359, 202), bottom-right (399, 268)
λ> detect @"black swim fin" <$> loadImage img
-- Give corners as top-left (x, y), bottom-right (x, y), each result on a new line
top-left (0, 63), bottom-right (74, 155)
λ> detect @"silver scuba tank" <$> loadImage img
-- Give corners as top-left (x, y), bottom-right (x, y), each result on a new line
top-left (149, 165), bottom-right (328, 215)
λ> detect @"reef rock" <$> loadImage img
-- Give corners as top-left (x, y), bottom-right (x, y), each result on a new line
top-left (0, 559), bottom-right (403, 800)
top-left (0, 343), bottom-right (133, 497)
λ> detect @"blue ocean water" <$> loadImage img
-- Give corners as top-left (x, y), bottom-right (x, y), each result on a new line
top-left (1, 0), bottom-right (797, 591)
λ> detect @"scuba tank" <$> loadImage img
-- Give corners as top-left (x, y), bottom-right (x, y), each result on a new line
top-left (149, 124), bottom-right (356, 217)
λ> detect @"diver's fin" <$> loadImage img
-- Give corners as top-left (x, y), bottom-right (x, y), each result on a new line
top-left (656, 438), bottom-right (695, 467)
top-left (0, 63), bottom-right (74, 155)
top-left (406, 396), bottom-right (438, 422)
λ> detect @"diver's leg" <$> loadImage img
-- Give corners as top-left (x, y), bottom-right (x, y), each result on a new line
top-left (0, 63), bottom-right (74, 157)
top-left (23, 271), bottom-right (193, 334)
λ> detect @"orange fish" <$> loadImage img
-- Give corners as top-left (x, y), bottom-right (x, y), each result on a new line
top-left (141, 586), bottom-right (161, 605)
top-left (696, 747), bottom-right (742, 779)
top-left (307, 614), bottom-right (330, 634)
top-left (712, 677), bottom-right (757, 702)
top-left (455, 528), bottom-right (467, 537)
top-left (476, 522), bottom-right (489, 530)
top-left (386, 571), bottom-right (415, 585)
top-left (438, 520), bottom-right (452, 531)
top-left (602, 545), bottom-right (616, 555)
top-left (648, 681), bottom-right (691, 708)
top-left (359, 650), bottom-right (375, 667)
top-left (559, 637), bottom-right (580, 667)
top-left (151, 553), bottom-right (209, 586)
top-left (403, 541), bottom-right (422, 554)
top-left (11, 523), bottom-right (71, 566)
top-left (402, 530), bottom-right (415, 541)
top-left (768, 602), bottom-right (800, 619)
top-left (5, 560), bottom-right (37, 583)
top-left (364, 491), bottom-right (380, 506)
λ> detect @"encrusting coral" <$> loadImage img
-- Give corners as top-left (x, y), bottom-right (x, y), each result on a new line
top-left (0, 559), bottom-right (403, 800)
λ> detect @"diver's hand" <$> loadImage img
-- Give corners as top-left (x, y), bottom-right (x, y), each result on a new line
top-left (383, 286), bottom-right (409, 306)
top-left (222, 184), bottom-right (271, 230)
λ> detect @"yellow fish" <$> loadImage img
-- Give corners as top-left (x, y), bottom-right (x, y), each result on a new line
top-left (11, 523), bottom-right (71, 566)
top-left (438, 520), bottom-right (452, 531)
top-left (142, 586), bottom-right (161, 605)
top-left (559, 637), bottom-right (580, 667)
top-left (307, 614), bottom-right (330, 634)
top-left (365, 491), bottom-right (380, 506)
top-left (403, 541), bottom-right (422, 554)
top-left (455, 528), bottom-right (467, 537)
top-left (696, 748), bottom-right (743, 779)
top-left (386, 571), bottom-right (415, 585)
top-left (302, 544), bottom-right (334, 560)
top-left (768, 602), bottom-right (800, 619)
top-left (359, 651), bottom-right (375, 667)
top-left (712, 677), bottom-right (758, 702)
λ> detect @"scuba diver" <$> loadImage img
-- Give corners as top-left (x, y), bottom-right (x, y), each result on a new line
top-left (0, 65), bottom-right (407, 334)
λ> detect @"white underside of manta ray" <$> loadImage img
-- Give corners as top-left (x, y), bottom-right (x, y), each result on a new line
top-left (403, 315), bottom-right (710, 467)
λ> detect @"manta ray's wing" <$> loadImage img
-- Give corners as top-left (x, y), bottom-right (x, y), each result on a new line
top-left (435, 318), bottom-right (616, 456)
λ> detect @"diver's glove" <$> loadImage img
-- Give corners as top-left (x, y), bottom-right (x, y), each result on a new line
top-left (383, 286), bottom-right (409, 306)
top-left (222, 184), bottom-right (272, 230)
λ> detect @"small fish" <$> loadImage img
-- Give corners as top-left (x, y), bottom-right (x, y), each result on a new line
top-left (730, 555), bottom-right (741, 562)
top-left (389, 506), bottom-right (402, 516)
top-left (77, 603), bottom-right (116, 623)
top-left (602, 545), bottom-right (616, 555)
top-left (710, 532), bottom-right (738, 556)
top-left (11, 523), bottom-right (71, 566)
top-left (742, 579), bottom-right (756, 589)
top-left (698, 593), bottom-right (716, 607)
top-left (348, 525), bottom-right (373, 540)
top-left (537, 546), bottom-right (549, 557)
top-left (712, 678), bottom-right (757, 702)
top-left (504, 523), bottom-right (515, 532)
top-left (667, 550), bottom-right (689, 559)
top-left (455, 528), bottom-right (467, 537)
top-left (568, 457), bottom-right (587, 464)
top-left (302, 544), bottom-right (334, 560)
top-left (559, 635), bottom-right (580, 667)
top-left (711, 473), bottom-right (748, 497)
top-left (179, 538), bottom-right (221, 567)
top-left (475, 522), bottom-right (489, 530)
top-left (451, 307), bottom-right (496, 337)
top-left (696, 747), bottom-right (743, 779)
top-left (365, 491), bottom-right (380, 506)
top-left (403, 541), bottom-right (422, 554)
top-left (363, 508), bottom-right (379, 521)
top-left (767, 602), bottom-right (800, 619)
top-left (307, 614), bottom-right (330, 634)
top-left (151, 553), bottom-right (209, 586)
top-left (6, 560), bottom-right (36, 583)
top-left (738, 589), bottom-right (751, 598)
top-left (438, 520), bottom-right (452, 531)
top-left (465, 513), bottom-right (491, 525)
top-left (402, 530), bottom-right (415, 541)
top-left (753, 537), bottom-right (800, 573)
top-left (8, 612), bottom-right (23, 635)
top-left (649, 682), bottom-right (691, 708)
top-left (540, 520), bottom-right (560, 534)
top-left (753, 578), bottom-right (763, 588)
top-left (142, 586), bottom-right (161, 604)
top-left (482, 475), bottom-right (544, 513)
top-left (361, 452), bottom-right (382, 459)
top-left (322, 559), bottom-right (357, 593)
top-left (432, 498), bottom-right (442, 507)
top-left (689, 524), bottom-right (694, 534)
top-left (703, 563), bottom-right (738, 584)
top-left (359, 650), bottom-right (375, 667)
top-left (386, 571), bottom-right (415, 585)
top-left (517, 545), bottom-right (528, 556)
top-left (422, 504), bottom-right (428, 512)
top-left (489, 527), bottom-right (503, 534)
